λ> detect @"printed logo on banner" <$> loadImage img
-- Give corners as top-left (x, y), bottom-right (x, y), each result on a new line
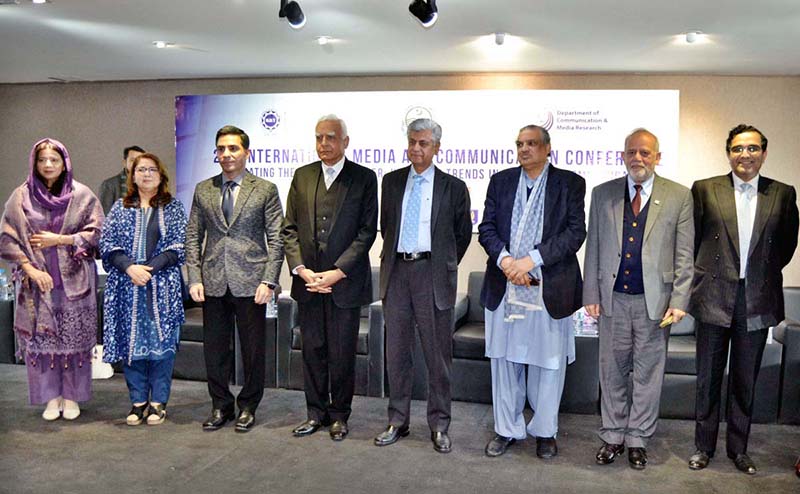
top-left (261, 110), bottom-right (281, 132)
top-left (471, 209), bottom-right (479, 225)
top-left (533, 111), bottom-right (554, 131)
top-left (403, 106), bottom-right (434, 131)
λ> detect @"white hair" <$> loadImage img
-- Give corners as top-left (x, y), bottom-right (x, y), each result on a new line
top-left (317, 114), bottom-right (348, 138)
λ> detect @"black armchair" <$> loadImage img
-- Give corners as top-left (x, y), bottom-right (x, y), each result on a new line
top-left (775, 286), bottom-right (800, 424)
top-left (276, 267), bottom-right (384, 397)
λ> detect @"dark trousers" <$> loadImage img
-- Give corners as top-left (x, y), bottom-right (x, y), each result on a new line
top-left (298, 294), bottom-right (360, 423)
top-left (384, 259), bottom-right (453, 432)
top-left (694, 281), bottom-right (768, 457)
top-left (203, 288), bottom-right (266, 413)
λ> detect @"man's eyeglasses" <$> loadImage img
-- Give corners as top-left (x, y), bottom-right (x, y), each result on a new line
top-left (730, 145), bottom-right (762, 155)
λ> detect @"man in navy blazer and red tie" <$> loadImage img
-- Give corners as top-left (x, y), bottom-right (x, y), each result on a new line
top-left (688, 124), bottom-right (798, 474)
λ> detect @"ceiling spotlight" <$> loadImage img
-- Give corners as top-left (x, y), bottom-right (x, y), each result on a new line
top-left (409, 0), bottom-right (438, 28)
top-left (32, 0), bottom-right (49, 4)
top-left (316, 36), bottom-right (331, 46)
top-left (494, 32), bottom-right (505, 46)
top-left (685, 30), bottom-right (702, 43)
top-left (279, 0), bottom-right (306, 30)
top-left (152, 41), bottom-right (172, 49)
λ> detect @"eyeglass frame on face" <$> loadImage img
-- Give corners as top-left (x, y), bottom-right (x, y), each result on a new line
top-left (730, 144), bottom-right (762, 155)
top-left (135, 166), bottom-right (160, 175)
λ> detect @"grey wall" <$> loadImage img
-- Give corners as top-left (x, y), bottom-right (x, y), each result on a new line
top-left (2, 74), bottom-right (799, 289)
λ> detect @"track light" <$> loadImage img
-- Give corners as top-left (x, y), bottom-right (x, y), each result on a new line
top-left (494, 33), bottom-right (505, 46)
top-left (409, 0), bottom-right (438, 28)
top-left (279, 0), bottom-right (306, 30)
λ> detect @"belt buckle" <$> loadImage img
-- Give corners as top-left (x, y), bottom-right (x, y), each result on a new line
top-left (402, 252), bottom-right (415, 261)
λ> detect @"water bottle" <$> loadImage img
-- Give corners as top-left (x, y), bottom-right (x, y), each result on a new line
top-left (265, 293), bottom-right (278, 318)
top-left (0, 269), bottom-right (11, 301)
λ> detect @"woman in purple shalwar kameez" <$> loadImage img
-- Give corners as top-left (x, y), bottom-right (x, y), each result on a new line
top-left (0, 138), bottom-right (103, 421)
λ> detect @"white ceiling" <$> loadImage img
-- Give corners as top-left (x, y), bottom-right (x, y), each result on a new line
top-left (1, 0), bottom-right (799, 84)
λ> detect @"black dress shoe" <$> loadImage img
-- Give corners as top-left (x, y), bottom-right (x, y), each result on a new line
top-left (235, 410), bottom-right (255, 433)
top-left (536, 437), bottom-right (558, 459)
top-left (431, 431), bottom-right (452, 454)
top-left (729, 453), bottom-right (757, 475)
top-left (628, 447), bottom-right (647, 470)
top-left (485, 435), bottom-right (516, 457)
top-left (596, 442), bottom-right (625, 465)
top-left (688, 450), bottom-right (711, 470)
top-left (292, 419), bottom-right (326, 437)
top-left (330, 420), bottom-right (348, 441)
top-left (202, 408), bottom-right (235, 431)
top-left (374, 425), bottom-right (410, 446)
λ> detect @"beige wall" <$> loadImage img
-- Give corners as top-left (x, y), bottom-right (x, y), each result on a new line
top-left (1, 74), bottom-right (799, 289)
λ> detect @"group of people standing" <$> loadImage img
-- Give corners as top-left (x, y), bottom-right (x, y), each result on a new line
top-left (0, 116), bottom-right (796, 477)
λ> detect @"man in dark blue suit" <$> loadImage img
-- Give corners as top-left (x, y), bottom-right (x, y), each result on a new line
top-left (479, 125), bottom-right (586, 459)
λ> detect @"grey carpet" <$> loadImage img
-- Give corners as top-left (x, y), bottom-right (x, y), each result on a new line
top-left (0, 364), bottom-right (797, 494)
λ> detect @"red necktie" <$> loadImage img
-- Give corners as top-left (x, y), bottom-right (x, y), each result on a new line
top-left (632, 185), bottom-right (642, 217)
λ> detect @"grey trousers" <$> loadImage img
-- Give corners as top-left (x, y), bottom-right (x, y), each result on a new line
top-left (598, 292), bottom-right (669, 448)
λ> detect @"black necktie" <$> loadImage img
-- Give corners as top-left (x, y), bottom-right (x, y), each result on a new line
top-left (222, 181), bottom-right (237, 225)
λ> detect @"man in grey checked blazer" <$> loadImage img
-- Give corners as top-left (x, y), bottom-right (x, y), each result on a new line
top-left (186, 125), bottom-right (284, 433)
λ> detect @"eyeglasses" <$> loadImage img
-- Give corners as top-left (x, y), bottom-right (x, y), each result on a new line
top-left (135, 167), bottom-right (159, 175)
top-left (730, 145), bottom-right (762, 155)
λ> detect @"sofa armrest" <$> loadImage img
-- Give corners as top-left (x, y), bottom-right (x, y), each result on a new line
top-left (276, 294), bottom-right (298, 388)
top-left (367, 300), bottom-right (385, 397)
top-left (773, 318), bottom-right (800, 344)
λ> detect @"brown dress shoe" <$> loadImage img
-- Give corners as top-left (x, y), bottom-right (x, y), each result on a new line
top-left (628, 447), bottom-right (647, 470)
top-left (596, 442), bottom-right (625, 465)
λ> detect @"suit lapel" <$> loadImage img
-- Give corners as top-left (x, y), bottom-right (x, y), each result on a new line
top-left (391, 166), bottom-right (409, 251)
top-left (431, 167), bottom-right (444, 237)
top-left (748, 176), bottom-right (777, 259)
top-left (328, 160), bottom-right (353, 232)
top-left (542, 166), bottom-right (561, 237)
top-left (306, 164), bottom-right (323, 229)
top-left (211, 174), bottom-right (227, 229)
top-left (714, 174), bottom-right (741, 261)
top-left (229, 173), bottom-right (255, 227)
top-left (643, 175), bottom-right (664, 243)
top-left (612, 178), bottom-right (625, 250)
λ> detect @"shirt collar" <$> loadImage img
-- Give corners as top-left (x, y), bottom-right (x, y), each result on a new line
top-left (408, 164), bottom-right (435, 182)
top-left (732, 172), bottom-right (760, 192)
top-left (321, 156), bottom-right (346, 175)
top-left (627, 173), bottom-right (655, 197)
top-left (224, 171), bottom-right (246, 185)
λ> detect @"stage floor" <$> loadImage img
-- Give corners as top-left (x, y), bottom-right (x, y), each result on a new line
top-left (0, 363), bottom-right (796, 493)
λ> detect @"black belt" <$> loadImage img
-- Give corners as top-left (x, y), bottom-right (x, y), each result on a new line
top-left (396, 251), bottom-right (431, 261)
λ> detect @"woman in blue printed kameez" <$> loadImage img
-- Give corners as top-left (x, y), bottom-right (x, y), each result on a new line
top-left (100, 153), bottom-right (186, 425)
